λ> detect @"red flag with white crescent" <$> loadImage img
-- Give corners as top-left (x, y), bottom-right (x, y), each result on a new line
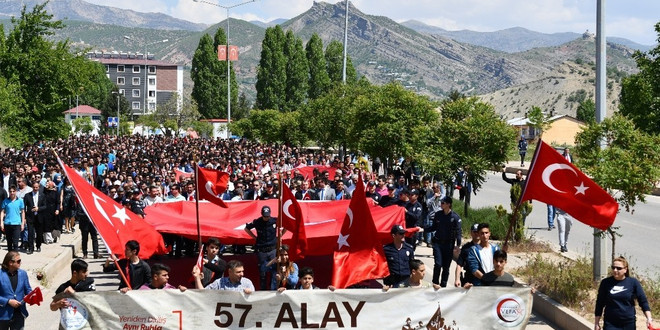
top-left (174, 168), bottom-right (193, 183)
top-left (196, 167), bottom-right (229, 208)
top-left (280, 183), bottom-right (307, 261)
top-left (59, 161), bottom-right (168, 258)
top-left (520, 140), bottom-right (618, 230)
top-left (331, 176), bottom-right (389, 288)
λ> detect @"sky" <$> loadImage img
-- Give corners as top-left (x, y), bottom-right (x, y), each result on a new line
top-left (85, 0), bottom-right (659, 45)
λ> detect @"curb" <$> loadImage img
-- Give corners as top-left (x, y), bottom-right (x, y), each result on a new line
top-left (42, 235), bottom-right (82, 287)
top-left (531, 290), bottom-right (592, 330)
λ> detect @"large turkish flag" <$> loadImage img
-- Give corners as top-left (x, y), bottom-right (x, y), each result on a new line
top-left (59, 161), bottom-right (168, 258)
top-left (196, 166), bottom-right (229, 208)
top-left (520, 141), bottom-right (618, 230)
top-left (331, 176), bottom-right (389, 288)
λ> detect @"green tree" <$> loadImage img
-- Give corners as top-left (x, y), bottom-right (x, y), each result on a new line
top-left (574, 114), bottom-right (660, 258)
top-left (145, 92), bottom-right (202, 136)
top-left (191, 33), bottom-right (222, 119)
top-left (306, 33), bottom-right (330, 99)
top-left (0, 2), bottom-right (114, 146)
top-left (255, 25), bottom-right (286, 110)
top-left (213, 28), bottom-right (238, 118)
top-left (71, 116), bottom-right (94, 134)
top-left (230, 109), bottom-right (306, 145)
top-left (283, 30), bottom-right (309, 112)
top-left (576, 99), bottom-right (596, 124)
top-left (233, 92), bottom-right (252, 120)
top-left (527, 105), bottom-right (551, 136)
top-left (619, 23), bottom-right (660, 135)
top-left (324, 40), bottom-right (357, 85)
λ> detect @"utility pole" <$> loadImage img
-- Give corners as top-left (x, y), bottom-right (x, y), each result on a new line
top-left (594, 0), bottom-right (608, 281)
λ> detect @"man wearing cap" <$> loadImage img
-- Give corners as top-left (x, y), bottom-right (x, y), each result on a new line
top-left (259, 182), bottom-right (279, 200)
top-left (127, 188), bottom-right (146, 219)
top-left (429, 196), bottom-right (462, 287)
top-left (383, 225), bottom-right (415, 288)
top-left (365, 181), bottom-right (381, 205)
top-left (454, 223), bottom-right (480, 287)
top-left (244, 206), bottom-right (286, 290)
top-left (379, 183), bottom-right (397, 207)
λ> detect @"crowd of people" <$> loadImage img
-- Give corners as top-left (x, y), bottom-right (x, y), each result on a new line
top-left (0, 135), bottom-right (655, 329)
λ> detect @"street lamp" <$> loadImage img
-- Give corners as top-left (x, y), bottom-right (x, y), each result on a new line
top-left (192, 0), bottom-right (256, 137)
top-left (124, 36), bottom-right (169, 117)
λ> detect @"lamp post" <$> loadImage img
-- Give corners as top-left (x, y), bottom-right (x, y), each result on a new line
top-left (192, 0), bottom-right (256, 138)
top-left (124, 36), bottom-right (168, 117)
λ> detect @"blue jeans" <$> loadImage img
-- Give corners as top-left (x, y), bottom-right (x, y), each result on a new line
top-left (431, 242), bottom-right (453, 287)
top-left (546, 204), bottom-right (555, 227)
top-left (257, 249), bottom-right (276, 290)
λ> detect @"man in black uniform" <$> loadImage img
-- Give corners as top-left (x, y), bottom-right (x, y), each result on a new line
top-left (379, 183), bottom-right (397, 207)
top-left (404, 189), bottom-right (423, 248)
top-left (365, 181), bottom-right (381, 204)
top-left (128, 188), bottom-right (146, 218)
top-left (429, 196), bottom-right (462, 287)
top-left (244, 206), bottom-right (286, 290)
top-left (50, 259), bottom-right (95, 312)
top-left (454, 223), bottom-right (480, 287)
top-left (382, 225), bottom-right (414, 288)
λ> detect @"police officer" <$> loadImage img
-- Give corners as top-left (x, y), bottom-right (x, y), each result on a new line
top-left (128, 188), bottom-right (146, 218)
top-left (429, 196), bottom-right (462, 287)
top-left (244, 206), bottom-right (286, 290)
top-left (365, 181), bottom-right (381, 204)
top-left (379, 183), bottom-right (397, 207)
top-left (383, 225), bottom-right (415, 288)
top-left (404, 189), bottom-right (423, 248)
top-left (454, 223), bottom-right (480, 287)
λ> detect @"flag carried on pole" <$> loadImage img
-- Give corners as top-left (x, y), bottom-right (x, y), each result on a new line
top-left (520, 140), bottom-right (619, 230)
top-left (196, 167), bottom-right (229, 208)
top-left (59, 161), bottom-right (169, 258)
top-left (331, 176), bottom-right (389, 288)
top-left (280, 183), bottom-right (307, 261)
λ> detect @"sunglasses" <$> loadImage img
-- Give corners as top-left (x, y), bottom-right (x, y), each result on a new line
top-left (12, 259), bottom-right (21, 264)
top-left (611, 266), bottom-right (625, 271)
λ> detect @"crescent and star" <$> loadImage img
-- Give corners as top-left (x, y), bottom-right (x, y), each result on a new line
top-left (541, 163), bottom-right (589, 196)
top-left (337, 207), bottom-right (354, 250)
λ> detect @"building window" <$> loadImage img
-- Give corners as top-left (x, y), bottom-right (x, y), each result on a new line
top-left (148, 90), bottom-right (155, 98)
top-left (132, 102), bottom-right (140, 110)
top-left (117, 77), bottom-right (125, 85)
top-left (148, 78), bottom-right (156, 86)
top-left (119, 89), bottom-right (125, 95)
top-left (92, 116), bottom-right (101, 121)
top-left (148, 102), bottom-right (156, 111)
top-left (70, 115), bottom-right (77, 120)
top-left (117, 65), bottom-right (125, 73)
top-left (148, 66), bottom-right (156, 74)
top-left (132, 77), bottom-right (140, 85)
top-left (132, 89), bottom-right (140, 97)
top-left (133, 65), bottom-right (140, 73)
top-left (105, 65), bottom-right (109, 72)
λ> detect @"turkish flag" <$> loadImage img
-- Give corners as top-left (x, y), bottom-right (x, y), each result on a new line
top-left (228, 45), bottom-right (239, 61)
top-left (217, 45), bottom-right (227, 61)
top-left (196, 166), bottom-right (229, 208)
top-left (520, 141), bottom-right (618, 230)
top-left (331, 176), bottom-right (389, 288)
top-left (23, 287), bottom-right (43, 306)
top-left (59, 162), bottom-right (169, 258)
top-left (280, 183), bottom-right (307, 261)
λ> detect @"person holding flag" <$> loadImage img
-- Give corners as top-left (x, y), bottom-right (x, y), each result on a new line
top-left (0, 251), bottom-right (31, 329)
top-left (102, 240), bottom-right (151, 293)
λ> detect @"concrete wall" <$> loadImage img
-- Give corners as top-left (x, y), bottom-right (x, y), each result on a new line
top-left (542, 117), bottom-right (585, 146)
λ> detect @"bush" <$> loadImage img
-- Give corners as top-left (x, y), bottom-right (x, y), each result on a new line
top-left (640, 276), bottom-right (660, 314)
top-left (452, 199), bottom-right (508, 241)
top-left (515, 254), bottom-right (594, 308)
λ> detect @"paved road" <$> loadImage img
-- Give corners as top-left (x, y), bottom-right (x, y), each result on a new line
top-left (472, 171), bottom-right (660, 277)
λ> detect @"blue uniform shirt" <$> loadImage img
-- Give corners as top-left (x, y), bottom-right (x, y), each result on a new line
top-left (1, 198), bottom-right (24, 225)
top-left (383, 242), bottom-right (415, 277)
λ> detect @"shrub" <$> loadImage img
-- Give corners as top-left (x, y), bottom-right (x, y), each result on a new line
top-left (452, 200), bottom-right (508, 241)
top-left (515, 254), bottom-right (594, 308)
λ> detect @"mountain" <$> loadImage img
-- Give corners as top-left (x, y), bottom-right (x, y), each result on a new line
top-left (0, 0), bottom-right (207, 31)
top-left (402, 20), bottom-right (653, 53)
top-left (4, 0), bottom-right (642, 116)
top-left (249, 18), bottom-right (288, 28)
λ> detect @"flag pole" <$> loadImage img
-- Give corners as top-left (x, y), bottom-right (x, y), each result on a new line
top-left (503, 134), bottom-right (544, 249)
top-left (194, 162), bottom-right (202, 249)
top-left (275, 170), bottom-right (284, 288)
top-left (51, 149), bottom-right (132, 289)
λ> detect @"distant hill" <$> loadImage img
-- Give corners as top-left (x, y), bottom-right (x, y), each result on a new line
top-left (0, 0), bottom-right (207, 31)
top-left (249, 19), bottom-right (288, 29)
top-left (401, 20), bottom-right (653, 53)
top-left (2, 0), bottom-right (643, 114)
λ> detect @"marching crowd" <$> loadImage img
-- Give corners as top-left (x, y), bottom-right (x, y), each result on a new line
top-left (0, 134), bottom-right (654, 329)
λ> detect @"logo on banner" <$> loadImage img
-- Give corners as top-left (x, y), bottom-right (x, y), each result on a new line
top-left (60, 298), bottom-right (90, 330)
top-left (493, 294), bottom-right (525, 327)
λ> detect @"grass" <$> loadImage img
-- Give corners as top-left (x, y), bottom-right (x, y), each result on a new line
top-left (452, 199), bottom-right (509, 241)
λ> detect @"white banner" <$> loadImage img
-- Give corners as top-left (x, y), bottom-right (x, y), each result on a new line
top-left (60, 287), bottom-right (532, 330)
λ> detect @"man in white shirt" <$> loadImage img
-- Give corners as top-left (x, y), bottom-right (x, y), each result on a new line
top-left (466, 223), bottom-right (499, 286)
top-left (143, 186), bottom-right (163, 206)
